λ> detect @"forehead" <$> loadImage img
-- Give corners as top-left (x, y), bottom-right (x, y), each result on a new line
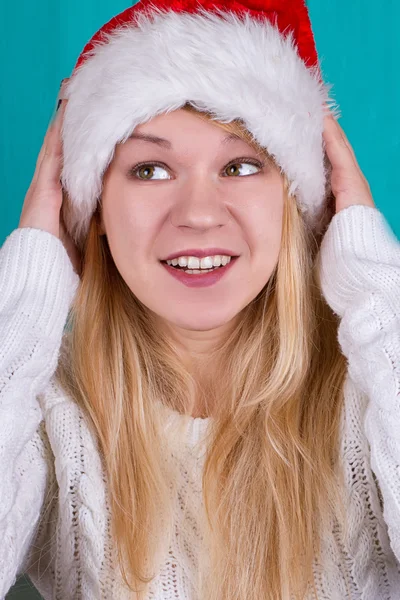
top-left (132, 109), bottom-right (243, 141)
top-left (118, 108), bottom-right (270, 161)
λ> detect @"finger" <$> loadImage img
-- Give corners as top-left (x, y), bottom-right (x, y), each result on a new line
top-left (35, 102), bottom-right (67, 194)
top-left (323, 116), bottom-right (353, 171)
top-left (333, 119), bottom-right (358, 163)
top-left (30, 129), bottom-right (53, 191)
top-left (29, 92), bottom-right (66, 193)
top-left (337, 123), bottom-right (369, 187)
top-left (323, 116), bottom-right (362, 176)
top-left (324, 114), bottom-right (363, 174)
top-left (333, 119), bottom-right (368, 182)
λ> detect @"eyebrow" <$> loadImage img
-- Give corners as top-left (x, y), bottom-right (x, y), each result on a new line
top-left (126, 131), bottom-right (242, 149)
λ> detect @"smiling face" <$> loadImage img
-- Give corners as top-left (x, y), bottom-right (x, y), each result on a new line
top-left (99, 108), bottom-right (284, 337)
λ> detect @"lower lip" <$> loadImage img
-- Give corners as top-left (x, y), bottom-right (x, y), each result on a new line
top-left (160, 258), bottom-right (238, 288)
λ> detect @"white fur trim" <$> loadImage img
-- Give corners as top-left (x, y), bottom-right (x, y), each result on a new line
top-left (61, 7), bottom-right (338, 247)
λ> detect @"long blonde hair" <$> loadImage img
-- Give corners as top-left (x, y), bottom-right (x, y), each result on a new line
top-left (56, 104), bottom-right (349, 599)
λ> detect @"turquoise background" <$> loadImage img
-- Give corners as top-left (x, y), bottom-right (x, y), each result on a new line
top-left (1, 0), bottom-right (400, 248)
top-left (2, 1), bottom-right (399, 598)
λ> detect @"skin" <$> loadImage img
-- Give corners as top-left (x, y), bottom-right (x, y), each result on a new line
top-left (18, 80), bottom-right (377, 414)
top-left (99, 109), bottom-right (285, 375)
top-left (322, 110), bottom-right (375, 213)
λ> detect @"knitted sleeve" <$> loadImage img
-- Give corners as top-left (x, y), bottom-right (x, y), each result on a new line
top-left (0, 227), bottom-right (79, 596)
top-left (317, 204), bottom-right (400, 564)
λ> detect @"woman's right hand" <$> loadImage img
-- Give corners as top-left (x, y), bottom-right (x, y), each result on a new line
top-left (19, 80), bottom-right (82, 276)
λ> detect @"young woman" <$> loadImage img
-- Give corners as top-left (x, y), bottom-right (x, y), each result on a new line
top-left (1, 1), bottom-right (400, 599)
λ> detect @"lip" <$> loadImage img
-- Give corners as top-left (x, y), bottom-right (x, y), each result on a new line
top-left (161, 248), bottom-right (240, 261)
top-left (161, 256), bottom-right (239, 288)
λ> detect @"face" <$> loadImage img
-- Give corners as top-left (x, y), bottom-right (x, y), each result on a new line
top-left (100, 108), bottom-right (284, 344)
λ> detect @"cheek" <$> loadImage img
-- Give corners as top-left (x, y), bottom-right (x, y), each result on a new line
top-left (239, 188), bottom-right (284, 255)
top-left (242, 193), bottom-right (284, 291)
top-left (102, 187), bottom-right (164, 259)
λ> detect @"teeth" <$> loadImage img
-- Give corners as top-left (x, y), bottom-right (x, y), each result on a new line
top-left (166, 255), bottom-right (233, 269)
top-left (186, 269), bottom-right (214, 274)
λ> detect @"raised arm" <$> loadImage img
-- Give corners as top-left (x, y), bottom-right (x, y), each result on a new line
top-left (0, 86), bottom-right (80, 594)
top-left (317, 204), bottom-right (400, 564)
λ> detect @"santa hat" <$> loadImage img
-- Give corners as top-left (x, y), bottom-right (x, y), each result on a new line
top-left (60, 0), bottom-right (339, 250)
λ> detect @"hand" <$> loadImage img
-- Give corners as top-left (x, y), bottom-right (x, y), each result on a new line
top-left (18, 80), bottom-right (82, 276)
top-left (323, 112), bottom-right (376, 214)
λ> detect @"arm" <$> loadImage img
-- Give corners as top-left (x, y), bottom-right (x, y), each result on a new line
top-left (317, 204), bottom-right (400, 562)
top-left (0, 227), bottom-right (79, 595)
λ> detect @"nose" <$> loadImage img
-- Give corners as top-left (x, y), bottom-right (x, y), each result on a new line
top-left (169, 176), bottom-right (230, 232)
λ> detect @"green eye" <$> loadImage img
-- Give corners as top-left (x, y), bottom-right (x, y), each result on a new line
top-left (129, 158), bottom-right (265, 181)
top-left (223, 160), bottom-right (263, 177)
top-left (131, 163), bottom-right (171, 180)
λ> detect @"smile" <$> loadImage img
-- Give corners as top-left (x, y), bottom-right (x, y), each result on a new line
top-left (160, 256), bottom-right (239, 288)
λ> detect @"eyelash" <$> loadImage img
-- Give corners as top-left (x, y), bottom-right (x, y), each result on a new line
top-left (127, 157), bottom-right (266, 180)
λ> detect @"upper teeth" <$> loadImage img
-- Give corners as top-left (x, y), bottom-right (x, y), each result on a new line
top-left (166, 255), bottom-right (232, 269)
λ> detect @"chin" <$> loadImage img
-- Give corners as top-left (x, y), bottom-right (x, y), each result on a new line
top-left (161, 307), bottom-right (241, 332)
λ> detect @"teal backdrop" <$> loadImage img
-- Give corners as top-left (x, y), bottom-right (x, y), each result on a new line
top-left (1, 1), bottom-right (400, 247)
top-left (1, 1), bottom-right (399, 598)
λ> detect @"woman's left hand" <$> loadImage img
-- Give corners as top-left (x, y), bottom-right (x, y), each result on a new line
top-left (323, 112), bottom-right (376, 214)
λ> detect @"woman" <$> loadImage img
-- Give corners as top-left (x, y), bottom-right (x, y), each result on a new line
top-left (1, 1), bottom-right (399, 599)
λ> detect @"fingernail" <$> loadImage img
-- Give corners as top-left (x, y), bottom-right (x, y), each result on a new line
top-left (51, 96), bottom-right (62, 121)
top-left (49, 78), bottom-right (69, 124)
top-left (50, 95), bottom-right (63, 124)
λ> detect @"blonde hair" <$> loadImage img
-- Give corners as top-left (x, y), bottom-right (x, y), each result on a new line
top-left (56, 104), bottom-right (349, 599)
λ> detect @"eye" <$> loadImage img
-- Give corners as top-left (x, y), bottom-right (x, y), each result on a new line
top-left (223, 158), bottom-right (265, 177)
top-left (129, 162), bottom-right (171, 180)
top-left (128, 158), bottom-right (265, 181)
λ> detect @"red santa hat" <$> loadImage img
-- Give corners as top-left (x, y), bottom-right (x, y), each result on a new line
top-left (60, 0), bottom-right (339, 250)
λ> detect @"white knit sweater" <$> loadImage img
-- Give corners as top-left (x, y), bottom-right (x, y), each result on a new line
top-left (1, 205), bottom-right (400, 599)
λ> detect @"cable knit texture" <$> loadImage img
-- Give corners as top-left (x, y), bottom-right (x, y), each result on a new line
top-left (0, 205), bottom-right (400, 599)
